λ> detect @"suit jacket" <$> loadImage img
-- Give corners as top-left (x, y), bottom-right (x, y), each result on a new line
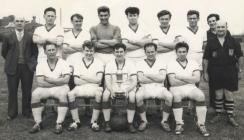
top-left (1, 30), bottom-right (38, 75)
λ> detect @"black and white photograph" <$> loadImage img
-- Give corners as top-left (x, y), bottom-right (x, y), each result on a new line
top-left (0, 0), bottom-right (244, 139)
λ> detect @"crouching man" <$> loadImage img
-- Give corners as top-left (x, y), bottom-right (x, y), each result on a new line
top-left (136, 43), bottom-right (173, 132)
top-left (167, 42), bottom-right (209, 137)
top-left (67, 41), bottom-right (104, 132)
top-left (29, 43), bottom-right (71, 134)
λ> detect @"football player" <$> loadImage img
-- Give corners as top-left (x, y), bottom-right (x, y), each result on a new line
top-left (136, 43), bottom-right (173, 132)
top-left (29, 43), bottom-right (70, 134)
top-left (102, 43), bottom-right (137, 133)
top-left (167, 42), bottom-right (209, 137)
top-left (67, 41), bottom-right (104, 132)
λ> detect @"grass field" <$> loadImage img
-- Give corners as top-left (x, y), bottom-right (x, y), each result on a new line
top-left (0, 43), bottom-right (244, 140)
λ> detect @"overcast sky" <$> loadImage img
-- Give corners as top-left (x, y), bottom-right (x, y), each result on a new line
top-left (1, 0), bottom-right (244, 34)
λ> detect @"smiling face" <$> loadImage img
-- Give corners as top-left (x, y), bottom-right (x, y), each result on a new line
top-left (176, 47), bottom-right (188, 61)
top-left (187, 14), bottom-right (199, 28)
top-left (83, 46), bottom-right (95, 60)
top-left (127, 13), bottom-right (139, 25)
top-left (98, 11), bottom-right (110, 25)
top-left (216, 20), bottom-right (227, 37)
top-left (71, 16), bottom-right (82, 30)
top-left (14, 17), bottom-right (25, 31)
top-left (158, 14), bottom-right (171, 28)
top-left (114, 47), bottom-right (126, 61)
top-left (44, 11), bottom-right (56, 26)
top-left (145, 45), bottom-right (157, 61)
top-left (45, 44), bottom-right (58, 60)
top-left (207, 16), bottom-right (218, 30)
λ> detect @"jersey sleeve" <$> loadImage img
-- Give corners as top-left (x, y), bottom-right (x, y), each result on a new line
top-left (191, 60), bottom-right (200, 72)
top-left (35, 63), bottom-right (44, 77)
top-left (96, 60), bottom-right (105, 75)
top-left (73, 62), bottom-right (81, 77)
top-left (61, 60), bottom-right (72, 76)
top-left (105, 62), bottom-right (113, 75)
top-left (129, 61), bottom-right (137, 76)
top-left (136, 61), bottom-right (144, 74)
top-left (57, 26), bottom-right (64, 38)
top-left (166, 62), bottom-right (175, 75)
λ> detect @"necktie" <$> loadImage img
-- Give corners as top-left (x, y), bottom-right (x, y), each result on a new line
top-left (17, 32), bottom-right (22, 41)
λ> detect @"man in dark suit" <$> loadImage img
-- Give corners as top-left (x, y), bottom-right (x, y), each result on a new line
top-left (1, 16), bottom-right (38, 120)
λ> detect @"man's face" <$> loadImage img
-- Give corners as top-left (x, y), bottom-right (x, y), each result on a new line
top-left (176, 47), bottom-right (188, 61)
top-left (71, 16), bottom-right (82, 30)
top-left (187, 14), bottom-right (199, 28)
top-left (45, 44), bottom-right (57, 59)
top-left (84, 47), bottom-right (94, 59)
top-left (114, 48), bottom-right (125, 61)
top-left (98, 11), bottom-right (110, 25)
top-left (216, 22), bottom-right (227, 37)
top-left (158, 14), bottom-right (171, 27)
top-left (44, 11), bottom-right (56, 25)
top-left (145, 46), bottom-right (156, 61)
top-left (14, 17), bottom-right (25, 31)
top-left (207, 17), bottom-right (217, 29)
top-left (127, 13), bottom-right (139, 25)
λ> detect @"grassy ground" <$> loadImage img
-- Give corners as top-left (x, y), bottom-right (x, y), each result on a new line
top-left (0, 43), bottom-right (244, 140)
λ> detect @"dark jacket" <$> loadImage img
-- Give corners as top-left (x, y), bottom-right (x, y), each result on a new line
top-left (1, 30), bottom-right (38, 75)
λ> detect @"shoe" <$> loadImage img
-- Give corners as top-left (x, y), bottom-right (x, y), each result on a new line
top-left (138, 121), bottom-right (148, 132)
top-left (91, 122), bottom-right (100, 132)
top-left (160, 121), bottom-right (171, 132)
top-left (67, 122), bottom-right (81, 131)
top-left (175, 124), bottom-right (184, 135)
top-left (128, 123), bottom-right (137, 133)
top-left (210, 114), bottom-right (221, 124)
top-left (197, 124), bottom-right (210, 137)
top-left (29, 123), bottom-right (42, 134)
top-left (54, 123), bottom-right (63, 134)
top-left (104, 121), bottom-right (112, 132)
top-left (228, 117), bottom-right (239, 127)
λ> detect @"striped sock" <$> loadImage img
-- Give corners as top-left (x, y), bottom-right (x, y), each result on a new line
top-left (225, 100), bottom-right (234, 117)
top-left (214, 98), bottom-right (224, 114)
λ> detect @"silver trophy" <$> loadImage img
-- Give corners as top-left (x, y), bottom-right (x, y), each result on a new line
top-left (114, 69), bottom-right (126, 99)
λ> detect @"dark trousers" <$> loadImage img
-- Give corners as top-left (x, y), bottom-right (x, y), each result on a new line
top-left (209, 85), bottom-right (215, 108)
top-left (7, 64), bottom-right (34, 118)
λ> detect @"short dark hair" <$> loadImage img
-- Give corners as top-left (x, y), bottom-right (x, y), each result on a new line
top-left (187, 10), bottom-right (199, 18)
top-left (70, 13), bottom-right (83, 21)
top-left (82, 41), bottom-right (95, 50)
top-left (125, 7), bottom-right (140, 15)
top-left (97, 6), bottom-right (110, 15)
top-left (43, 42), bottom-right (57, 50)
top-left (207, 13), bottom-right (220, 21)
top-left (44, 7), bottom-right (56, 15)
top-left (144, 42), bottom-right (157, 52)
top-left (175, 42), bottom-right (189, 52)
top-left (157, 10), bottom-right (171, 19)
top-left (114, 43), bottom-right (126, 51)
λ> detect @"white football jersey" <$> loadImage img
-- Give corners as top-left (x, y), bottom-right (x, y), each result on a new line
top-left (167, 59), bottom-right (200, 86)
top-left (121, 24), bottom-right (151, 58)
top-left (36, 58), bottom-right (70, 78)
top-left (73, 57), bottom-right (104, 84)
top-left (33, 25), bottom-right (64, 60)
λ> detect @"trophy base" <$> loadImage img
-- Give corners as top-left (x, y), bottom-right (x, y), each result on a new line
top-left (114, 91), bottom-right (125, 99)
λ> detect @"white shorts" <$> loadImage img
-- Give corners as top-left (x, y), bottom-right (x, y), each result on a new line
top-left (32, 85), bottom-right (69, 99)
top-left (187, 52), bottom-right (203, 70)
top-left (94, 53), bottom-right (114, 65)
top-left (137, 83), bottom-right (170, 99)
top-left (170, 84), bottom-right (197, 99)
top-left (69, 84), bottom-right (103, 98)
